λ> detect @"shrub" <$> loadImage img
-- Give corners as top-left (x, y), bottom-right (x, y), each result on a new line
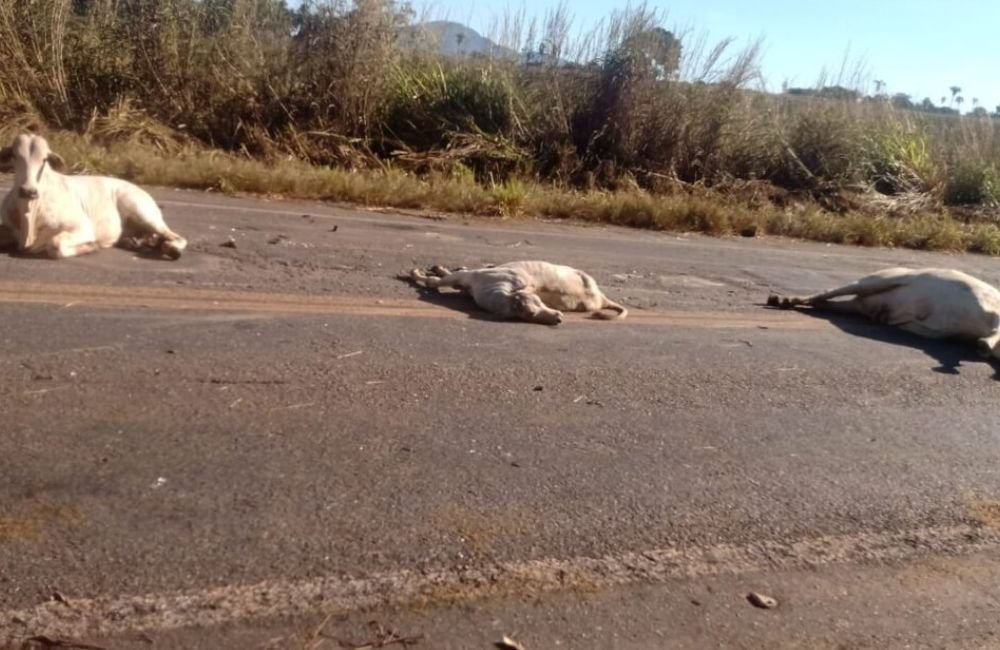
top-left (864, 122), bottom-right (941, 196)
top-left (383, 62), bottom-right (516, 149)
top-left (780, 105), bottom-right (864, 187)
top-left (944, 162), bottom-right (1000, 206)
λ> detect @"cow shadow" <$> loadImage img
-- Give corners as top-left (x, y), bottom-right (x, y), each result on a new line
top-left (0, 240), bottom-right (177, 261)
top-left (771, 305), bottom-right (1000, 380)
top-left (396, 273), bottom-right (502, 322)
top-left (122, 244), bottom-right (181, 261)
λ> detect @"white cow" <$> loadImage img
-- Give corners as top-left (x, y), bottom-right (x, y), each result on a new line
top-left (410, 260), bottom-right (628, 325)
top-left (0, 133), bottom-right (186, 259)
top-left (768, 267), bottom-right (1000, 358)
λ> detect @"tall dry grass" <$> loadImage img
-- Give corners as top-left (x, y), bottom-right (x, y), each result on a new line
top-left (0, 0), bottom-right (999, 252)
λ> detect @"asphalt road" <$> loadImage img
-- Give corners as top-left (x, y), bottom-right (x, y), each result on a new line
top-left (3, 188), bottom-right (1000, 648)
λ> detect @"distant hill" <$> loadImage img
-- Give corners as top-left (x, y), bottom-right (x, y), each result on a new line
top-left (400, 21), bottom-right (517, 60)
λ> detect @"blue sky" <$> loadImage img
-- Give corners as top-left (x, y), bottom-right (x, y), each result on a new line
top-left (412, 0), bottom-right (998, 112)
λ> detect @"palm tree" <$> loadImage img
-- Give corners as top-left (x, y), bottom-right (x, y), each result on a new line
top-left (956, 96), bottom-right (965, 112)
top-left (874, 79), bottom-right (886, 95)
top-left (950, 86), bottom-right (962, 106)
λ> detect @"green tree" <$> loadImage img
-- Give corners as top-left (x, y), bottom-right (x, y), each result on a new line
top-left (891, 93), bottom-right (913, 109)
top-left (622, 27), bottom-right (682, 79)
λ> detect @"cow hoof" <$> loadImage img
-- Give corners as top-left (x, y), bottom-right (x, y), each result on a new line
top-left (768, 295), bottom-right (796, 309)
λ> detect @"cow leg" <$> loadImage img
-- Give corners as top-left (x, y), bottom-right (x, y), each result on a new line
top-left (805, 297), bottom-right (867, 316)
top-left (48, 231), bottom-right (99, 259)
top-left (769, 271), bottom-right (912, 310)
top-left (120, 193), bottom-right (187, 260)
top-left (977, 331), bottom-right (1000, 359)
top-left (411, 267), bottom-right (446, 288)
top-left (130, 221), bottom-right (186, 260)
top-left (429, 265), bottom-right (453, 277)
top-left (150, 227), bottom-right (186, 260)
top-left (412, 268), bottom-right (472, 291)
top-left (783, 290), bottom-right (931, 330)
top-left (513, 290), bottom-right (563, 325)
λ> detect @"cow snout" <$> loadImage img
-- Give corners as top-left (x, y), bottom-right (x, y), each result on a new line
top-left (18, 186), bottom-right (38, 200)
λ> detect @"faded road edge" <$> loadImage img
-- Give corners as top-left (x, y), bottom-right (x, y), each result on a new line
top-left (3, 524), bottom-right (997, 643)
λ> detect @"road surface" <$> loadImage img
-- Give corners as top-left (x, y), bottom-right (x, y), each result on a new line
top-left (2, 188), bottom-right (1000, 649)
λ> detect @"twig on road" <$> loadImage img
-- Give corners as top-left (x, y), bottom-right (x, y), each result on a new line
top-left (269, 402), bottom-right (315, 413)
top-left (496, 636), bottom-right (527, 650)
top-left (326, 620), bottom-right (424, 649)
top-left (20, 636), bottom-right (108, 650)
top-left (23, 385), bottom-right (71, 397)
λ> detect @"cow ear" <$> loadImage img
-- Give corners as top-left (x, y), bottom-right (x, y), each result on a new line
top-left (0, 147), bottom-right (13, 171)
top-left (46, 152), bottom-right (67, 172)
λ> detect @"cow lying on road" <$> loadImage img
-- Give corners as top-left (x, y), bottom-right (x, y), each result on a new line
top-left (0, 133), bottom-right (187, 260)
top-left (410, 260), bottom-right (628, 325)
top-left (768, 267), bottom-right (1000, 358)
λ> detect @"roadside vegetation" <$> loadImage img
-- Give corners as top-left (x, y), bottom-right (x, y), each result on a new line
top-left (2, 0), bottom-right (1000, 253)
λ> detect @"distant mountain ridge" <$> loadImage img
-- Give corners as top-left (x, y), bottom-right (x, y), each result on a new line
top-left (400, 21), bottom-right (517, 59)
